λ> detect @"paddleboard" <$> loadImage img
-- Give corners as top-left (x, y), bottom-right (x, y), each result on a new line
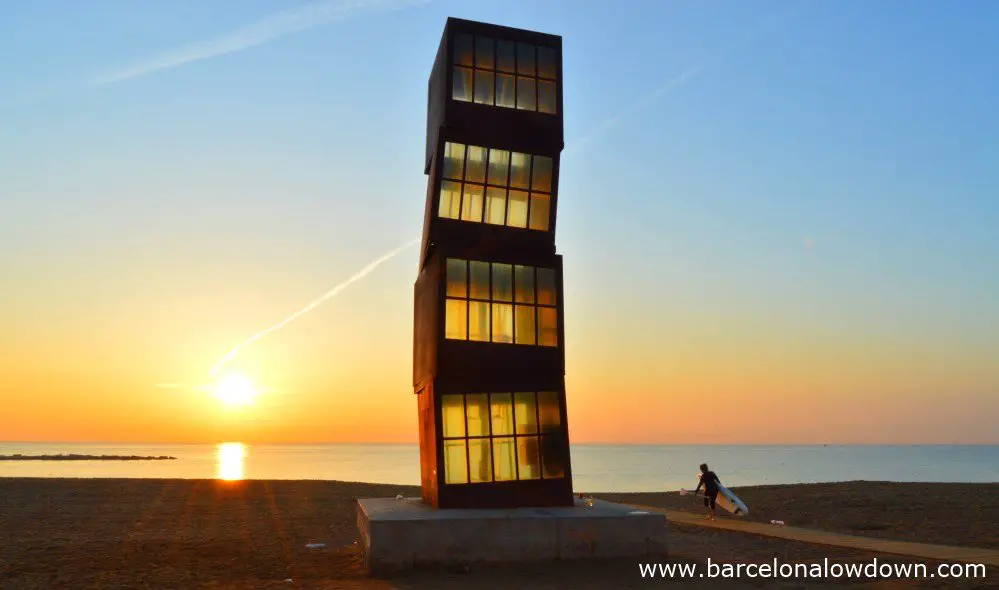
top-left (699, 474), bottom-right (749, 516)
top-left (715, 482), bottom-right (749, 516)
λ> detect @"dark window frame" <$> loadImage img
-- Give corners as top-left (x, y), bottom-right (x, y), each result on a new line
top-left (445, 258), bottom-right (558, 347)
top-left (452, 34), bottom-right (558, 114)
top-left (441, 391), bottom-right (565, 485)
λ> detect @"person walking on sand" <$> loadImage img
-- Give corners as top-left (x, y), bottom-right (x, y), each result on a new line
top-left (695, 463), bottom-right (721, 520)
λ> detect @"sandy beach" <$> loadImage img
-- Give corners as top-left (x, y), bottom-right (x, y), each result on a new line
top-left (0, 479), bottom-right (995, 589)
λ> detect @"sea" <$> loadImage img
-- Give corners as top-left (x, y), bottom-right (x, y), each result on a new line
top-left (1, 443), bottom-right (996, 493)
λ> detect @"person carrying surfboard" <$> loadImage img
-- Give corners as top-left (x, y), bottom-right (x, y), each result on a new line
top-left (695, 463), bottom-right (721, 520)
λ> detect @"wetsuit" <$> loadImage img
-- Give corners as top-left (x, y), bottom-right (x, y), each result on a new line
top-left (696, 470), bottom-right (720, 508)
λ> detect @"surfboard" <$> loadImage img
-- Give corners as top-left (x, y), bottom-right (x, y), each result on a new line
top-left (700, 474), bottom-right (749, 516)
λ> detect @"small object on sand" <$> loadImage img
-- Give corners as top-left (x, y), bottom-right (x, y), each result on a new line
top-left (284, 579), bottom-right (293, 583)
top-left (395, 494), bottom-right (404, 499)
top-left (305, 543), bottom-right (326, 549)
top-left (770, 520), bottom-right (786, 526)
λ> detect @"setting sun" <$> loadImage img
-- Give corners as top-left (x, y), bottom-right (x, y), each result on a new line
top-left (214, 373), bottom-right (258, 406)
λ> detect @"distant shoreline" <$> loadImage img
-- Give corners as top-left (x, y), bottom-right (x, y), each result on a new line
top-left (0, 454), bottom-right (177, 461)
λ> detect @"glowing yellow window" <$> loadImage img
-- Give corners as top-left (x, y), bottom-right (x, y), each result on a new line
top-left (468, 301), bottom-right (490, 342)
top-left (514, 305), bottom-right (536, 345)
top-left (468, 438), bottom-right (492, 483)
top-left (453, 67), bottom-right (472, 102)
top-left (517, 436), bottom-right (541, 480)
top-left (484, 187), bottom-right (507, 225)
top-left (446, 258), bottom-right (466, 298)
top-left (439, 181), bottom-right (462, 220)
top-left (506, 190), bottom-right (528, 228)
top-left (538, 307), bottom-right (558, 347)
top-left (461, 184), bottom-right (484, 222)
top-left (445, 299), bottom-right (467, 340)
top-left (538, 391), bottom-right (561, 433)
top-left (528, 193), bottom-right (550, 231)
top-left (465, 394), bottom-right (490, 436)
top-left (490, 393), bottom-right (513, 435)
top-left (492, 437), bottom-right (516, 481)
top-left (491, 303), bottom-right (513, 343)
top-left (443, 142), bottom-right (465, 180)
top-left (442, 394), bottom-right (465, 438)
top-left (514, 392), bottom-right (537, 434)
top-left (474, 71), bottom-right (494, 105)
top-left (444, 439), bottom-right (468, 484)
top-left (487, 149), bottom-right (510, 186)
top-left (495, 74), bottom-right (516, 108)
top-left (509, 152), bottom-right (531, 190)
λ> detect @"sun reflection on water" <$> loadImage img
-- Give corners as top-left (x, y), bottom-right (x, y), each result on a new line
top-left (216, 442), bottom-right (246, 481)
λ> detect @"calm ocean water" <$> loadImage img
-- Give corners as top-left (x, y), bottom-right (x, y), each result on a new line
top-left (1, 443), bottom-right (996, 492)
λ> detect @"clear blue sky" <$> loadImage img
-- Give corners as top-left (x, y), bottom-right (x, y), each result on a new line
top-left (1, 0), bottom-right (997, 443)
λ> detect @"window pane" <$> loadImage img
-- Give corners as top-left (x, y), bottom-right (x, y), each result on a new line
top-left (536, 267), bottom-right (557, 305)
top-left (468, 438), bottom-right (492, 483)
top-left (516, 436), bottom-right (541, 480)
top-left (469, 260), bottom-right (490, 300)
top-left (490, 393), bottom-right (513, 436)
top-left (484, 187), bottom-right (507, 225)
top-left (464, 145), bottom-right (487, 184)
top-left (516, 77), bottom-right (536, 111)
top-left (538, 391), bottom-right (561, 433)
top-left (454, 34), bottom-right (474, 67)
top-left (443, 142), bottom-right (465, 180)
top-left (469, 301), bottom-right (490, 342)
top-left (442, 394), bottom-right (466, 438)
top-left (491, 303), bottom-right (513, 343)
top-left (446, 258), bottom-right (467, 298)
top-left (516, 42), bottom-right (535, 75)
top-left (444, 439), bottom-right (468, 484)
top-left (529, 193), bottom-right (550, 231)
top-left (509, 152), bottom-right (531, 189)
top-left (439, 181), bottom-right (462, 220)
top-left (473, 70), bottom-right (493, 105)
top-left (538, 80), bottom-right (557, 114)
top-left (487, 149), bottom-right (510, 186)
top-left (514, 265), bottom-right (534, 303)
top-left (541, 435), bottom-right (566, 478)
top-left (475, 36), bottom-right (494, 69)
top-left (445, 298), bottom-right (467, 340)
top-left (514, 305), bottom-right (536, 345)
top-left (537, 46), bottom-right (558, 79)
top-left (531, 156), bottom-right (553, 192)
top-left (465, 393), bottom-right (490, 436)
top-left (538, 307), bottom-right (558, 347)
top-left (495, 73), bottom-right (516, 108)
top-left (506, 190), bottom-right (528, 228)
top-left (452, 67), bottom-right (472, 102)
top-left (514, 392), bottom-right (538, 434)
top-left (492, 437), bottom-right (516, 481)
top-left (491, 263), bottom-right (512, 302)
top-left (461, 184), bottom-right (484, 222)
top-left (496, 40), bottom-right (516, 73)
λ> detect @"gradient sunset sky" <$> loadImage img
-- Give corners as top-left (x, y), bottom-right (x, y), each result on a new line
top-left (2, 0), bottom-right (997, 444)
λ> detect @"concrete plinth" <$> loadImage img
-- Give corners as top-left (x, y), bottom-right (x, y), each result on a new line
top-left (356, 497), bottom-right (667, 573)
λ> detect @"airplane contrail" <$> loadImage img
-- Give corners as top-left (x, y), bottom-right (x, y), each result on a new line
top-left (209, 236), bottom-right (420, 377)
top-left (94, 0), bottom-right (429, 86)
